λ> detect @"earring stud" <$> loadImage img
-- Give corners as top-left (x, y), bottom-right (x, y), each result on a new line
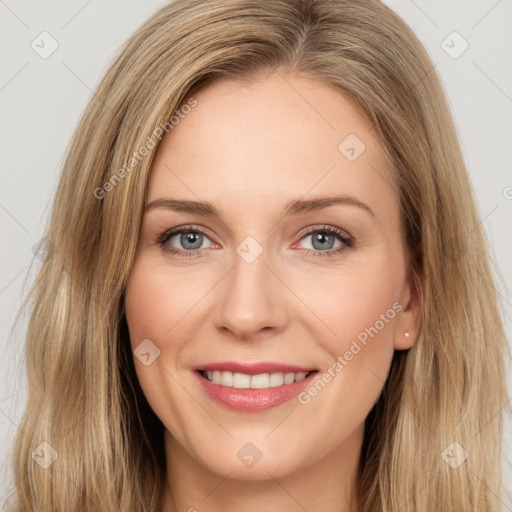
top-left (404, 332), bottom-right (410, 337)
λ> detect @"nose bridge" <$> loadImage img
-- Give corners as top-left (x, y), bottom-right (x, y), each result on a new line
top-left (214, 235), bottom-right (287, 338)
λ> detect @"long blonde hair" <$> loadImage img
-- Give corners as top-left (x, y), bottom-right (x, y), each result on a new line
top-left (6, 0), bottom-right (510, 510)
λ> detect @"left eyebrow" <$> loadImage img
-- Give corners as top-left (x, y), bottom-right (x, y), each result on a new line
top-left (283, 195), bottom-right (375, 217)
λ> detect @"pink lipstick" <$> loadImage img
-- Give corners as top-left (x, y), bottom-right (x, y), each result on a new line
top-left (192, 361), bottom-right (318, 412)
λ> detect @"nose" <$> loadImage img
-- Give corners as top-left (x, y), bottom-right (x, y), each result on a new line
top-left (213, 243), bottom-right (289, 341)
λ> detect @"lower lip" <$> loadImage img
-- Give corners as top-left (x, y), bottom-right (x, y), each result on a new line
top-left (194, 371), bottom-right (317, 412)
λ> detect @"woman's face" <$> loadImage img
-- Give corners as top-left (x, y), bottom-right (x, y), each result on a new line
top-left (124, 73), bottom-right (419, 482)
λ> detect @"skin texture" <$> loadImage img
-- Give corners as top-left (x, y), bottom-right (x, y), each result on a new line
top-left (124, 73), bottom-right (420, 512)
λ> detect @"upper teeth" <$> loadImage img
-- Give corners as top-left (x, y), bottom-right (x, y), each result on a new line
top-left (204, 370), bottom-right (310, 389)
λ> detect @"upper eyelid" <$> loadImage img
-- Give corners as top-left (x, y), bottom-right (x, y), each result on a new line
top-left (296, 224), bottom-right (353, 240)
top-left (161, 224), bottom-right (213, 240)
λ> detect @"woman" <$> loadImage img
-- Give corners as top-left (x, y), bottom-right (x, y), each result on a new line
top-left (6, 0), bottom-right (510, 510)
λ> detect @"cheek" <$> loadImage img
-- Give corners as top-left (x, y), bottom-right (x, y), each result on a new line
top-left (291, 258), bottom-right (403, 350)
top-left (123, 258), bottom-right (186, 385)
top-left (124, 257), bottom-right (204, 349)
top-left (124, 258), bottom-right (202, 434)
top-left (291, 259), bottom-right (403, 410)
top-left (330, 272), bottom-right (400, 356)
top-left (123, 255), bottom-right (225, 381)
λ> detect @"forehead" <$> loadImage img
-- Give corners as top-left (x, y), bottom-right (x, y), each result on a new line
top-left (146, 74), bottom-right (398, 225)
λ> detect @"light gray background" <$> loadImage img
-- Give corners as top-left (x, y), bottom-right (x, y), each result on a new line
top-left (1, 0), bottom-right (511, 508)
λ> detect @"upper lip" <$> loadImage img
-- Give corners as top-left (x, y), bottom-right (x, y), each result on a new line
top-left (193, 361), bottom-right (317, 375)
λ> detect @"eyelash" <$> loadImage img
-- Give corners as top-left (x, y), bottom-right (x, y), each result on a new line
top-left (155, 224), bottom-right (355, 259)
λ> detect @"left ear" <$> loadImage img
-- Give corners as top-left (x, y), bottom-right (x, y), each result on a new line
top-left (394, 267), bottom-right (421, 350)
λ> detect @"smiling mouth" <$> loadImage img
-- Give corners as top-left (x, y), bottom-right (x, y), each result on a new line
top-left (197, 369), bottom-right (318, 389)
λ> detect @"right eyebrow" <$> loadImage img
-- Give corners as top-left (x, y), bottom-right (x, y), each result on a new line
top-left (144, 198), bottom-right (221, 216)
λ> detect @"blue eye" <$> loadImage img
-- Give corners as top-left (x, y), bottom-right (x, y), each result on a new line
top-left (169, 230), bottom-right (208, 250)
top-left (298, 226), bottom-right (354, 257)
top-left (157, 225), bottom-right (212, 258)
top-left (156, 224), bottom-right (354, 258)
top-left (309, 232), bottom-right (336, 250)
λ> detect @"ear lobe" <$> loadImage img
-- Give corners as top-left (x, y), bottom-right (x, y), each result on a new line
top-left (394, 269), bottom-right (421, 350)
